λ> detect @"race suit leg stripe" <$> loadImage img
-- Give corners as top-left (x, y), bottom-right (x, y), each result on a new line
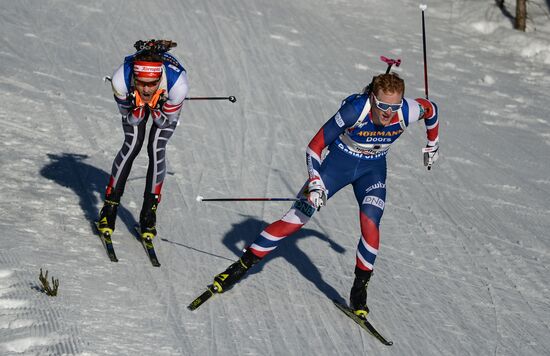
top-left (352, 158), bottom-right (387, 271)
top-left (249, 191), bottom-right (310, 258)
top-left (145, 121), bottom-right (177, 195)
top-left (249, 148), bottom-right (357, 258)
top-left (107, 118), bottom-right (147, 195)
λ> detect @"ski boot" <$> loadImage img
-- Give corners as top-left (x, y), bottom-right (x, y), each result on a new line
top-left (139, 193), bottom-right (160, 240)
top-left (213, 249), bottom-right (261, 293)
top-left (349, 268), bottom-right (372, 320)
top-left (97, 193), bottom-right (121, 235)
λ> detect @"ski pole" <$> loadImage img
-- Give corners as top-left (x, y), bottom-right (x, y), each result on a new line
top-left (196, 196), bottom-right (299, 202)
top-left (184, 96), bottom-right (237, 103)
top-left (420, 5), bottom-right (435, 171)
top-left (380, 56), bottom-right (401, 74)
top-left (103, 76), bottom-right (236, 103)
top-left (420, 4), bottom-right (429, 99)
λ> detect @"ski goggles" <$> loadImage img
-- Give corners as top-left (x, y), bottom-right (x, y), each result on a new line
top-left (134, 77), bottom-right (161, 88)
top-left (372, 95), bottom-right (403, 112)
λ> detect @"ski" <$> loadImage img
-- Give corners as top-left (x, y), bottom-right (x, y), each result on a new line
top-left (187, 285), bottom-right (217, 311)
top-left (142, 237), bottom-right (161, 267)
top-left (94, 222), bottom-right (118, 262)
top-left (134, 226), bottom-right (161, 267)
top-left (333, 300), bottom-right (393, 346)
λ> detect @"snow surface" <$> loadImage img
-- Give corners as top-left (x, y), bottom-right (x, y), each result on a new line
top-left (1, 0), bottom-right (549, 355)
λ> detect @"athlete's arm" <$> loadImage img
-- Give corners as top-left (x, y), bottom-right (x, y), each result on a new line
top-left (151, 71), bottom-right (189, 129)
top-left (415, 98), bottom-right (439, 147)
top-left (306, 101), bottom-right (360, 180)
top-left (111, 64), bottom-right (133, 117)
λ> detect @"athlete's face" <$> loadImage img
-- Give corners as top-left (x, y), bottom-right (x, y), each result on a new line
top-left (134, 77), bottom-right (161, 104)
top-left (370, 90), bottom-right (403, 127)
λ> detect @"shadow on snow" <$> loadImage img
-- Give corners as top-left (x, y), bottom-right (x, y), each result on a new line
top-left (39, 152), bottom-right (138, 234)
top-left (494, 0), bottom-right (515, 26)
top-left (221, 215), bottom-right (348, 303)
top-left (162, 215), bottom-right (348, 301)
top-left (41, 153), bottom-right (351, 302)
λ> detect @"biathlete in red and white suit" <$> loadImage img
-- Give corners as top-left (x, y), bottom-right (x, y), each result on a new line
top-left (212, 73), bottom-right (439, 318)
top-left (97, 40), bottom-right (189, 239)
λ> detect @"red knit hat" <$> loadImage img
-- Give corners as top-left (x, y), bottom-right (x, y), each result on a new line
top-left (133, 61), bottom-right (162, 79)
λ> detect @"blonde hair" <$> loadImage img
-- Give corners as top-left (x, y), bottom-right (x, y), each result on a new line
top-left (363, 73), bottom-right (405, 96)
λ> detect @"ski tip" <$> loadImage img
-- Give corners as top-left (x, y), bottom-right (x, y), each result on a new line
top-left (419, 4), bottom-right (427, 11)
top-left (187, 296), bottom-right (206, 311)
top-left (196, 195), bottom-right (204, 202)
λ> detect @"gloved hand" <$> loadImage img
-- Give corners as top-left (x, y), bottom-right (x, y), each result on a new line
top-left (307, 177), bottom-right (327, 210)
top-left (148, 89), bottom-right (167, 110)
top-left (422, 144), bottom-right (439, 170)
top-left (150, 108), bottom-right (171, 128)
top-left (149, 90), bottom-right (169, 127)
top-left (126, 91), bottom-right (147, 124)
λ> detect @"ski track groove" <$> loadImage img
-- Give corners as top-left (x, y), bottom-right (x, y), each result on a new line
top-left (2, 0), bottom-right (550, 355)
top-left (208, 300), bottom-right (219, 356)
top-left (487, 284), bottom-right (502, 356)
top-left (0, 254), bottom-right (83, 355)
top-left (420, 168), bottom-right (550, 348)
top-left (131, 258), bottom-right (193, 354)
top-left (261, 274), bottom-right (292, 355)
top-left (227, 294), bottom-right (248, 356)
top-left (157, 268), bottom-right (193, 354)
top-left (2, 119), bottom-right (52, 140)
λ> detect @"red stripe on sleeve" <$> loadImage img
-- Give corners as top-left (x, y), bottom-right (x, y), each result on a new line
top-left (163, 102), bottom-right (183, 114)
top-left (427, 122), bottom-right (439, 142)
top-left (307, 127), bottom-right (326, 157)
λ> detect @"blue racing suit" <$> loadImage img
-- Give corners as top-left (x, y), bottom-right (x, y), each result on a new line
top-left (249, 92), bottom-right (439, 272)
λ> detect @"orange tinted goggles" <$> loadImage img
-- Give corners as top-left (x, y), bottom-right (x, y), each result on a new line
top-left (134, 78), bottom-right (161, 88)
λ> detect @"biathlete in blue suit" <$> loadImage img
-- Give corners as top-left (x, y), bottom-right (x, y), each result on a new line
top-left (212, 73), bottom-right (439, 318)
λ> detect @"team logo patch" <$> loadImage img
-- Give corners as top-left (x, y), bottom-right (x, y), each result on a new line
top-left (293, 200), bottom-right (316, 217)
top-left (365, 181), bottom-right (386, 194)
top-left (133, 64), bottom-right (162, 73)
top-left (362, 195), bottom-right (385, 210)
top-left (335, 112), bottom-right (345, 127)
top-left (168, 64), bottom-right (181, 72)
